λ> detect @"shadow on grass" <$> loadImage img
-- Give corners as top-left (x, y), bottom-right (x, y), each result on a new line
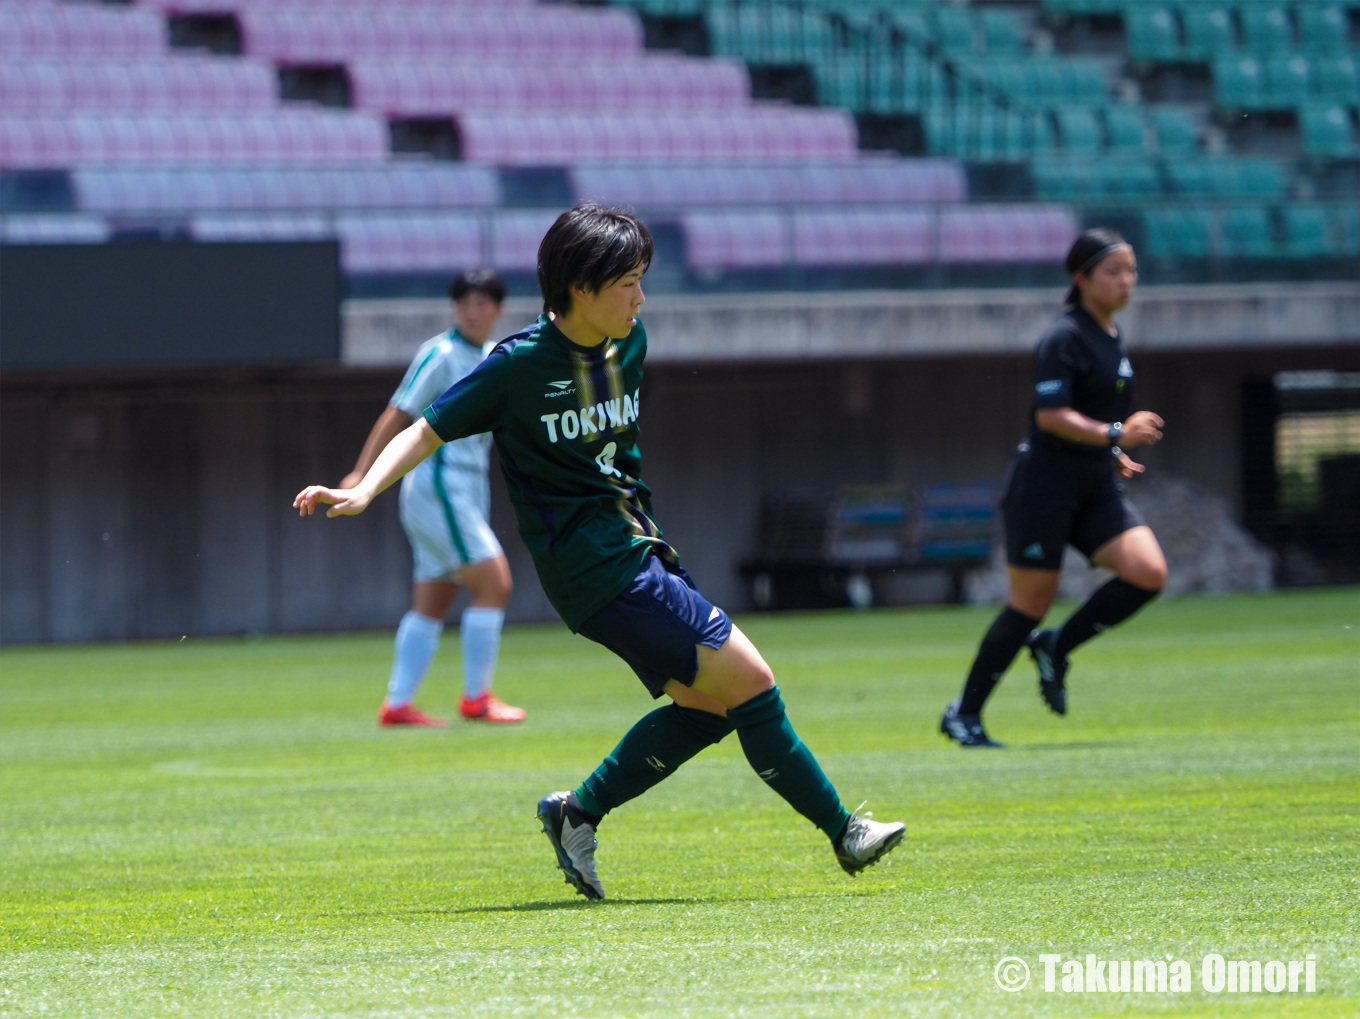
top-left (329, 888), bottom-right (895, 919)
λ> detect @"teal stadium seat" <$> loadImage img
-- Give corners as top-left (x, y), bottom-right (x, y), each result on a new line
top-left (1312, 55), bottom-right (1359, 104)
top-left (1299, 103), bottom-right (1359, 157)
top-left (1031, 158), bottom-right (1162, 199)
top-left (1219, 207), bottom-right (1276, 258)
top-left (1150, 106), bottom-right (1200, 153)
top-left (1281, 205), bottom-right (1336, 257)
top-left (925, 107), bottom-right (1052, 161)
top-left (934, 6), bottom-right (979, 51)
top-left (1166, 157), bottom-right (1287, 197)
top-left (1265, 53), bottom-right (1312, 109)
top-left (979, 9), bottom-right (1027, 54)
top-left (1057, 109), bottom-right (1102, 153)
top-left (1143, 207), bottom-right (1212, 259)
top-left (1215, 55), bottom-right (1266, 108)
top-left (1182, 6), bottom-right (1237, 59)
top-left (705, 6), bottom-right (833, 64)
top-left (1336, 204), bottom-right (1360, 256)
top-left (1239, 5), bottom-right (1294, 53)
top-left (1126, 7), bottom-right (1182, 62)
top-left (1297, 6), bottom-right (1349, 54)
top-left (1105, 105), bottom-right (1151, 152)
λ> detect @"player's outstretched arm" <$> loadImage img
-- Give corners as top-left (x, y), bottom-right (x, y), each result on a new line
top-left (294, 417), bottom-right (444, 518)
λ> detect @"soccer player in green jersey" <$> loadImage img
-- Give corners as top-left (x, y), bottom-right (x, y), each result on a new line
top-left (295, 204), bottom-right (905, 899)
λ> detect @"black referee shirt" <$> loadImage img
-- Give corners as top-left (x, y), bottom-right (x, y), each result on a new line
top-left (1028, 304), bottom-right (1135, 459)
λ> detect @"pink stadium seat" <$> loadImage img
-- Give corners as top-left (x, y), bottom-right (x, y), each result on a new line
top-left (336, 213), bottom-right (483, 274)
top-left (239, 7), bottom-right (642, 63)
top-left (793, 208), bottom-right (934, 265)
top-left (681, 211), bottom-right (789, 270)
top-left (0, 59), bottom-right (277, 112)
top-left (0, 112), bottom-right (388, 167)
top-left (0, 5), bottom-right (166, 57)
top-left (491, 212), bottom-right (561, 272)
top-left (569, 161), bottom-right (968, 208)
top-left (1, 213), bottom-right (111, 245)
top-left (190, 213), bottom-right (332, 243)
top-left (938, 206), bottom-right (1079, 263)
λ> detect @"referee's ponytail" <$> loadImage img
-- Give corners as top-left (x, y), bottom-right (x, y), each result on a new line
top-left (1063, 229), bottom-right (1129, 306)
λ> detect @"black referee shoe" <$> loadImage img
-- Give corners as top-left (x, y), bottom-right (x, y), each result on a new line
top-left (1027, 629), bottom-right (1068, 716)
top-left (939, 700), bottom-right (1004, 748)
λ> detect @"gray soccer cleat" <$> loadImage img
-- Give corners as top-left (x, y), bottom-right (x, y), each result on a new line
top-left (834, 802), bottom-right (906, 875)
top-left (536, 791), bottom-right (605, 900)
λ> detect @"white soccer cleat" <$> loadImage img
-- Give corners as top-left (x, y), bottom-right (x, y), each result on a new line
top-left (536, 791), bottom-right (605, 900)
top-left (834, 802), bottom-right (906, 875)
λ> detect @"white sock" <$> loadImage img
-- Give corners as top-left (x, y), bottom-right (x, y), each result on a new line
top-left (460, 606), bottom-right (505, 700)
top-left (385, 611), bottom-right (443, 708)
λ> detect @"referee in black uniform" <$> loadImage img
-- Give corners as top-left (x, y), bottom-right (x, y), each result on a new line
top-left (941, 229), bottom-right (1168, 747)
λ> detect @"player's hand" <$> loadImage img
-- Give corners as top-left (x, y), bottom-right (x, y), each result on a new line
top-left (338, 470), bottom-right (366, 490)
top-left (1114, 450), bottom-right (1146, 479)
top-left (293, 485), bottom-right (371, 518)
top-left (1121, 411), bottom-right (1164, 448)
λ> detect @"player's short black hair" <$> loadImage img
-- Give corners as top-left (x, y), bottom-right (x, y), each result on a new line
top-left (537, 203), bottom-right (653, 316)
top-left (1063, 228), bottom-right (1131, 305)
top-left (449, 268), bottom-right (505, 305)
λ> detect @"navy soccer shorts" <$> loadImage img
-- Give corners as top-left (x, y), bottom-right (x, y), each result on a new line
top-left (577, 554), bottom-right (733, 699)
top-left (1002, 442), bottom-right (1145, 571)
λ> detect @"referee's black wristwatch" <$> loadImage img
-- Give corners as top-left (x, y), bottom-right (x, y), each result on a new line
top-left (1107, 421), bottom-right (1123, 457)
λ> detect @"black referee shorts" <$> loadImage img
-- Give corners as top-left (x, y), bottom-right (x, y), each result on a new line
top-left (1001, 442), bottom-right (1145, 572)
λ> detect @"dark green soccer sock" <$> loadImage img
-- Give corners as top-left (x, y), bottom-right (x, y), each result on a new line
top-left (727, 687), bottom-right (851, 843)
top-left (575, 704), bottom-right (734, 819)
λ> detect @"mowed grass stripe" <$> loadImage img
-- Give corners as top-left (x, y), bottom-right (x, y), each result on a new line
top-left (0, 589), bottom-right (1357, 1017)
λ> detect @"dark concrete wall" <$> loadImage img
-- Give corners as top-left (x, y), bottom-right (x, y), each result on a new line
top-left (4, 343), bottom-right (1358, 642)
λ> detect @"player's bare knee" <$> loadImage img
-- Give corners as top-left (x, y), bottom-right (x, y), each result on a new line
top-left (1127, 560), bottom-right (1166, 592)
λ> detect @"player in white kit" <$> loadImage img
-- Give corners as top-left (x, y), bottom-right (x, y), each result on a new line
top-left (341, 270), bottom-right (525, 725)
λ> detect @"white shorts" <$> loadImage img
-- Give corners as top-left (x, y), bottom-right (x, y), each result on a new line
top-left (398, 465), bottom-right (503, 584)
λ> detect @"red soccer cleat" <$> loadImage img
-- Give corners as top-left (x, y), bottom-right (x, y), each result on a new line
top-left (378, 703), bottom-right (449, 727)
top-left (460, 693), bottom-right (527, 724)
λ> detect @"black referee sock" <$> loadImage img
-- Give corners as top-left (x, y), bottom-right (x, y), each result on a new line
top-left (957, 607), bottom-right (1041, 715)
top-left (1055, 578), bottom-right (1160, 658)
top-left (574, 704), bottom-right (734, 820)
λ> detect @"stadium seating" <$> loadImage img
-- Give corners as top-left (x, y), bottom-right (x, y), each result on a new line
top-left (347, 57), bottom-right (750, 116)
top-left (73, 165), bottom-right (502, 212)
top-left (569, 161), bottom-right (968, 207)
top-left (0, 59), bottom-right (278, 112)
top-left (0, 113), bottom-right (388, 166)
top-left (680, 205), bottom-right (1079, 271)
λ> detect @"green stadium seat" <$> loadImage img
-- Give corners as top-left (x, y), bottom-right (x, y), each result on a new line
top-left (1150, 106), bottom-right (1199, 153)
top-left (1281, 204), bottom-right (1337, 257)
top-left (1311, 55), bottom-right (1359, 104)
top-left (1265, 53), bottom-right (1311, 109)
top-left (934, 6), bottom-right (979, 51)
top-left (1335, 204), bottom-right (1360, 256)
top-left (1032, 158), bottom-right (1163, 200)
top-left (1126, 7), bottom-right (1183, 62)
top-left (1297, 6), bottom-right (1350, 54)
top-left (1219, 207), bottom-right (1276, 258)
top-left (1299, 103), bottom-right (1360, 157)
top-left (1062, 59), bottom-right (1112, 104)
top-left (1143, 207), bottom-right (1212, 259)
top-left (1105, 105), bottom-right (1151, 152)
top-left (1239, 5), bottom-right (1294, 53)
top-left (979, 9), bottom-right (1027, 54)
top-left (1166, 158), bottom-right (1286, 197)
top-left (1056, 109), bottom-right (1102, 152)
top-left (1215, 55), bottom-right (1267, 108)
top-left (925, 106), bottom-right (1052, 161)
top-left (1182, 6), bottom-right (1236, 59)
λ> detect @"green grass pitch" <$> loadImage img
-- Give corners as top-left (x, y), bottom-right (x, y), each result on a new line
top-left (1, 589), bottom-right (1357, 1018)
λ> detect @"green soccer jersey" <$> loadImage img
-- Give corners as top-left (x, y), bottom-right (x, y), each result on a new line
top-left (423, 314), bottom-right (676, 630)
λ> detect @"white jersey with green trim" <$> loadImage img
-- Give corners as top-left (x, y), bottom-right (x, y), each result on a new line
top-left (391, 329), bottom-right (494, 478)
